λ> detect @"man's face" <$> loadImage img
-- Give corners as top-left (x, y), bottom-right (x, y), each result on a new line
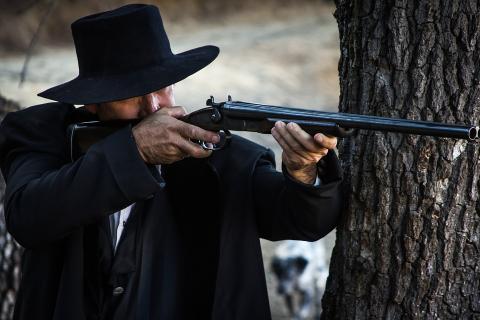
top-left (86, 85), bottom-right (175, 120)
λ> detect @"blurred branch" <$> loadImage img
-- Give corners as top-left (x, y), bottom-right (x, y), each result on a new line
top-left (19, 0), bottom-right (59, 87)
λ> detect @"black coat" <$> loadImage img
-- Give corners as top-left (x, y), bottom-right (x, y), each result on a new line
top-left (0, 103), bottom-right (343, 320)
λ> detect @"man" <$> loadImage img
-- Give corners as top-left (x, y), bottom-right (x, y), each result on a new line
top-left (0, 4), bottom-right (343, 320)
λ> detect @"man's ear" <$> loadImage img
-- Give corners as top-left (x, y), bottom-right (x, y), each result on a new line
top-left (84, 104), bottom-right (98, 114)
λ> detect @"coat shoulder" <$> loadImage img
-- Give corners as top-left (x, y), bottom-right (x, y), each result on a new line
top-left (3, 102), bottom-right (75, 125)
top-left (0, 103), bottom-right (80, 173)
top-left (1, 102), bottom-right (94, 129)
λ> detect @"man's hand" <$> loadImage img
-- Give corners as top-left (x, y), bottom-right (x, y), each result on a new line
top-left (132, 106), bottom-right (220, 164)
top-left (271, 121), bottom-right (337, 184)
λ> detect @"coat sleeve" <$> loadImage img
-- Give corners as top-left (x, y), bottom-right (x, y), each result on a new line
top-left (0, 109), bottom-right (161, 249)
top-left (253, 149), bottom-right (343, 242)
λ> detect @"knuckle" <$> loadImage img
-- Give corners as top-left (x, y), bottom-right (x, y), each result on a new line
top-left (192, 148), bottom-right (209, 158)
top-left (300, 158), bottom-right (310, 166)
top-left (163, 132), bottom-right (175, 144)
top-left (158, 108), bottom-right (171, 116)
top-left (167, 121), bottom-right (181, 133)
top-left (165, 144), bottom-right (178, 155)
top-left (201, 130), bottom-right (212, 141)
top-left (163, 157), bottom-right (174, 164)
top-left (170, 107), bottom-right (186, 118)
top-left (164, 120), bottom-right (177, 132)
top-left (306, 153), bottom-right (317, 161)
top-left (187, 126), bottom-right (197, 138)
top-left (327, 137), bottom-right (337, 147)
top-left (191, 148), bottom-right (204, 158)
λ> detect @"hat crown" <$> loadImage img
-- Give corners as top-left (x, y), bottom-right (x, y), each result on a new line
top-left (38, 4), bottom-right (219, 104)
top-left (72, 4), bottom-right (173, 77)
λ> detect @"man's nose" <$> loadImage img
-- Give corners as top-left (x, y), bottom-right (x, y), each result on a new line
top-left (143, 93), bottom-right (161, 115)
top-left (143, 90), bottom-right (174, 114)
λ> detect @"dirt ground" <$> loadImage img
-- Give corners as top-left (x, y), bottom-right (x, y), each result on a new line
top-left (0, 3), bottom-right (340, 319)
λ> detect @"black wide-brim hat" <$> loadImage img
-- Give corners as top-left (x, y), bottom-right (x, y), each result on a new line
top-left (38, 4), bottom-right (219, 105)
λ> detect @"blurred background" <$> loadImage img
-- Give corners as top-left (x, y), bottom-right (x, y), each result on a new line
top-left (0, 0), bottom-right (340, 318)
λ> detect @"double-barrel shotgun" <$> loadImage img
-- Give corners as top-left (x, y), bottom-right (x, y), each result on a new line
top-left (67, 96), bottom-right (479, 161)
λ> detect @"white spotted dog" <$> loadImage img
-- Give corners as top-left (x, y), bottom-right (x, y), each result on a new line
top-left (270, 240), bottom-right (329, 320)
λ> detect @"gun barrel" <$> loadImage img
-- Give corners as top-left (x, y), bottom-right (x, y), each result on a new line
top-left (223, 101), bottom-right (477, 141)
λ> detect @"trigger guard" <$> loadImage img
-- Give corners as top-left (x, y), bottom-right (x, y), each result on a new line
top-left (196, 130), bottom-right (231, 151)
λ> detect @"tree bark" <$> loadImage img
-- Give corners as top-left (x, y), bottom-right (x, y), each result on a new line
top-left (322, 1), bottom-right (480, 319)
top-left (0, 95), bottom-right (22, 320)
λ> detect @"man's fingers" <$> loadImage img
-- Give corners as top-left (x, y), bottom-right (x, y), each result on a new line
top-left (159, 106), bottom-right (187, 118)
top-left (314, 133), bottom-right (337, 150)
top-left (274, 122), bottom-right (304, 152)
top-left (274, 121), bottom-right (331, 159)
top-left (285, 122), bottom-right (318, 152)
top-left (284, 122), bottom-right (337, 151)
top-left (272, 122), bottom-right (336, 184)
top-left (176, 138), bottom-right (212, 158)
top-left (178, 122), bottom-right (220, 144)
top-left (271, 126), bottom-right (296, 155)
top-left (275, 121), bottom-right (323, 160)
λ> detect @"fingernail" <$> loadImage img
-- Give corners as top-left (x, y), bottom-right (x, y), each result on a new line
top-left (315, 134), bottom-right (323, 142)
top-left (212, 134), bottom-right (220, 143)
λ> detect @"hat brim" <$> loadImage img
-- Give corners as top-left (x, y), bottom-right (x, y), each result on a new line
top-left (38, 45), bottom-right (219, 105)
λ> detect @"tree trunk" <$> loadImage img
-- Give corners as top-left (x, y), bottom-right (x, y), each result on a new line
top-left (322, 1), bottom-right (480, 319)
top-left (0, 95), bottom-right (22, 320)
